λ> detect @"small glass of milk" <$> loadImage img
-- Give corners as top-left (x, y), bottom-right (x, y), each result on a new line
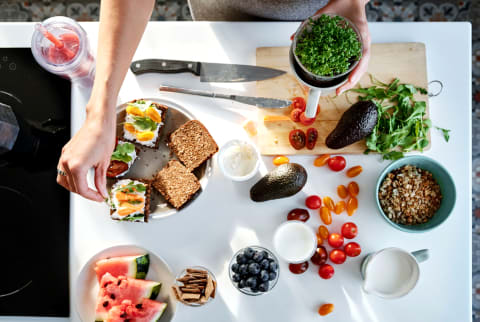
top-left (273, 221), bottom-right (317, 263)
top-left (218, 139), bottom-right (260, 181)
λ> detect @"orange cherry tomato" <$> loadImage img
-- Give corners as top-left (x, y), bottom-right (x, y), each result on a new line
top-left (334, 201), bottom-right (346, 214)
top-left (273, 155), bottom-right (289, 166)
top-left (337, 185), bottom-right (348, 199)
top-left (346, 165), bottom-right (363, 178)
top-left (316, 233), bottom-right (323, 246)
top-left (347, 181), bottom-right (359, 197)
top-left (314, 154), bottom-right (330, 167)
top-left (323, 196), bottom-right (335, 211)
top-left (318, 303), bottom-right (334, 316)
top-left (319, 206), bottom-right (332, 225)
top-left (318, 225), bottom-right (329, 240)
top-left (346, 196), bottom-right (358, 216)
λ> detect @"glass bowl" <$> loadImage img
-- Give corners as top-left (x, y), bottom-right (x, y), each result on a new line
top-left (229, 246), bottom-right (280, 296)
top-left (174, 266), bottom-right (217, 307)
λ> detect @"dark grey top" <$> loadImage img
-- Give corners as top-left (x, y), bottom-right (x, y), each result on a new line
top-left (232, 0), bottom-right (329, 20)
top-left (188, 0), bottom-right (329, 21)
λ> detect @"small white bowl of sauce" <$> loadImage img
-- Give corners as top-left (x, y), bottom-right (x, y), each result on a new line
top-left (218, 139), bottom-right (260, 181)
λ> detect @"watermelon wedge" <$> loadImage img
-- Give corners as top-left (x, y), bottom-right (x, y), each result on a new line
top-left (95, 273), bottom-right (161, 322)
top-left (95, 254), bottom-right (150, 282)
top-left (105, 299), bottom-right (168, 322)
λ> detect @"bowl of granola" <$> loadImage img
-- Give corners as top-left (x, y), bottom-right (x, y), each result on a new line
top-left (375, 155), bottom-right (456, 233)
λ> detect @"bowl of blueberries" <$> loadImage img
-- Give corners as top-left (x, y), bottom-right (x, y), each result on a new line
top-left (229, 246), bottom-right (280, 295)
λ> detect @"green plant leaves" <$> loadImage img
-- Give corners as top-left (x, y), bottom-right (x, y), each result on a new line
top-left (132, 116), bottom-right (157, 131)
top-left (111, 142), bottom-right (135, 163)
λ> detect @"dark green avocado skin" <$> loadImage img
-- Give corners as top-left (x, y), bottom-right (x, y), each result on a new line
top-left (250, 163), bottom-right (307, 202)
top-left (326, 100), bottom-right (378, 149)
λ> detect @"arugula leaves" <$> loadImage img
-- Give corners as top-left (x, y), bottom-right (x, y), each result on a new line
top-left (111, 142), bottom-right (135, 163)
top-left (295, 14), bottom-right (362, 77)
top-left (435, 126), bottom-right (451, 142)
top-left (118, 181), bottom-right (146, 194)
top-left (121, 214), bottom-right (144, 222)
top-left (350, 76), bottom-right (450, 160)
top-left (132, 116), bottom-right (158, 131)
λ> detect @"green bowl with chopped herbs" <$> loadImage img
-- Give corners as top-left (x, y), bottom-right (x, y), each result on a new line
top-left (375, 155), bottom-right (456, 233)
top-left (293, 13), bottom-right (362, 79)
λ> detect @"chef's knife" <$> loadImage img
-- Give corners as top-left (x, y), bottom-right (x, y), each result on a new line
top-left (159, 85), bottom-right (291, 108)
top-left (131, 59), bottom-right (286, 83)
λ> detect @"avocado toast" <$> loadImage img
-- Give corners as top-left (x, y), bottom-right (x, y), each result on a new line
top-left (109, 179), bottom-right (151, 222)
top-left (123, 99), bottom-right (168, 149)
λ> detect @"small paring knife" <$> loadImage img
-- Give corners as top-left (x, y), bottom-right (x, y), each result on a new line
top-left (159, 85), bottom-right (292, 108)
top-left (131, 59), bottom-right (286, 83)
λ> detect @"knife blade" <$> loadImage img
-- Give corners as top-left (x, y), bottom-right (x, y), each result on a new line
top-left (131, 59), bottom-right (286, 83)
top-left (159, 85), bottom-right (292, 108)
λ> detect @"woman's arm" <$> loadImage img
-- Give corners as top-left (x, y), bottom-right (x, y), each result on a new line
top-left (315, 0), bottom-right (371, 95)
top-left (57, 0), bottom-right (155, 201)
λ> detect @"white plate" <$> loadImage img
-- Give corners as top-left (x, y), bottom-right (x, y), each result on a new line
top-left (75, 245), bottom-right (177, 322)
top-left (112, 98), bottom-right (213, 220)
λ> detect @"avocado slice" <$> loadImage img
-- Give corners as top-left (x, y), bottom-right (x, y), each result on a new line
top-left (326, 100), bottom-right (378, 149)
top-left (250, 163), bottom-right (307, 202)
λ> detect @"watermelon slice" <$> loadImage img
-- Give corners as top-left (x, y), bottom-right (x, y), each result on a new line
top-left (95, 254), bottom-right (150, 282)
top-left (95, 273), bottom-right (161, 322)
top-left (105, 299), bottom-right (168, 322)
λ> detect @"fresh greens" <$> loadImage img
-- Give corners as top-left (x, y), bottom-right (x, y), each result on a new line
top-left (121, 214), bottom-right (144, 221)
top-left (132, 116), bottom-right (157, 131)
top-left (295, 14), bottom-right (362, 77)
top-left (111, 142), bottom-right (135, 163)
top-left (350, 76), bottom-right (449, 160)
top-left (118, 181), bottom-right (146, 193)
top-left (435, 126), bottom-right (451, 142)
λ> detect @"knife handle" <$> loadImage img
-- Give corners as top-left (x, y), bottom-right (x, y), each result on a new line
top-left (130, 59), bottom-right (201, 76)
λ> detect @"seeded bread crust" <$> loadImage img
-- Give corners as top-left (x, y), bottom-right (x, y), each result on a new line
top-left (168, 120), bottom-right (218, 171)
top-left (153, 160), bottom-right (201, 209)
top-left (109, 179), bottom-right (151, 222)
top-left (122, 99), bottom-right (168, 149)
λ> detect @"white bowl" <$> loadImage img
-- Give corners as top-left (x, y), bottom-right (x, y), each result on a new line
top-left (75, 245), bottom-right (177, 322)
top-left (217, 139), bottom-right (260, 182)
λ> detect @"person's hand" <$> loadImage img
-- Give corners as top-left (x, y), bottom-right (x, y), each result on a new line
top-left (292, 0), bottom-right (371, 96)
top-left (57, 99), bottom-right (116, 202)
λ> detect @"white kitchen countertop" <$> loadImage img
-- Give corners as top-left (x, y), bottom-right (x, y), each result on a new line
top-left (0, 21), bottom-right (472, 322)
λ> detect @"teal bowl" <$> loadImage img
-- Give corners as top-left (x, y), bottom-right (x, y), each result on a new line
top-left (375, 155), bottom-right (456, 233)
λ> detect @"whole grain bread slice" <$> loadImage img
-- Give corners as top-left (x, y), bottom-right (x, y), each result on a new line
top-left (168, 120), bottom-right (218, 171)
top-left (123, 99), bottom-right (168, 149)
top-left (153, 160), bottom-right (201, 209)
top-left (109, 179), bottom-right (151, 222)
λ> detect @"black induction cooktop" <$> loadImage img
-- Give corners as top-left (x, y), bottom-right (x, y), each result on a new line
top-left (0, 48), bottom-right (70, 317)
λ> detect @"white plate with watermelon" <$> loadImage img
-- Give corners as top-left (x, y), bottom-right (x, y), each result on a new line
top-left (76, 245), bottom-right (177, 322)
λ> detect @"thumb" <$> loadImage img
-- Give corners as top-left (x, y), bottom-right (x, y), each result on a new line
top-left (94, 163), bottom-right (109, 199)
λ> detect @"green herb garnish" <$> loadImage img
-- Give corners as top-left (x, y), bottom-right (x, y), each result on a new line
top-left (295, 14), bottom-right (362, 77)
top-left (118, 181), bottom-right (146, 193)
top-left (435, 126), bottom-right (451, 142)
top-left (350, 76), bottom-right (450, 160)
top-left (132, 116), bottom-right (157, 131)
top-left (121, 214), bottom-right (144, 222)
top-left (111, 142), bottom-right (135, 163)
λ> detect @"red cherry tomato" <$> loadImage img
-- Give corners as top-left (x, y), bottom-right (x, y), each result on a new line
top-left (327, 233), bottom-right (344, 248)
top-left (106, 160), bottom-right (129, 178)
top-left (305, 195), bottom-right (322, 209)
top-left (289, 262), bottom-right (309, 274)
top-left (299, 112), bottom-right (316, 126)
top-left (291, 97), bottom-right (306, 112)
top-left (287, 208), bottom-right (310, 222)
top-left (329, 249), bottom-right (347, 264)
top-left (318, 263), bottom-right (335, 279)
top-left (290, 108), bottom-right (302, 122)
top-left (289, 129), bottom-right (306, 150)
top-left (344, 242), bottom-right (362, 257)
top-left (341, 222), bottom-right (358, 239)
top-left (327, 156), bottom-right (346, 172)
top-left (311, 246), bottom-right (328, 265)
top-left (306, 128), bottom-right (318, 150)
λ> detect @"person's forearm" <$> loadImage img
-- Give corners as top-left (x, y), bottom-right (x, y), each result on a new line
top-left (88, 0), bottom-right (155, 120)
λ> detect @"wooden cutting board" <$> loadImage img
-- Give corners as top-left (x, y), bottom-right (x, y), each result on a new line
top-left (256, 43), bottom-right (429, 155)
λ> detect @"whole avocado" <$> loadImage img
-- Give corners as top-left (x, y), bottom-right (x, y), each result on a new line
top-left (250, 163), bottom-right (307, 202)
top-left (326, 100), bottom-right (378, 149)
